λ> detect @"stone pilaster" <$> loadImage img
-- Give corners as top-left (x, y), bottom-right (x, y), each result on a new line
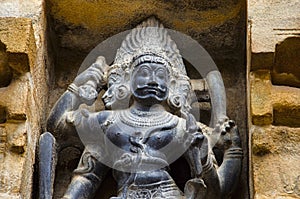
top-left (248, 0), bottom-right (300, 198)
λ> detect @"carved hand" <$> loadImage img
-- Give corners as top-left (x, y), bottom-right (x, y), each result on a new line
top-left (214, 119), bottom-right (241, 150)
top-left (72, 56), bottom-right (109, 105)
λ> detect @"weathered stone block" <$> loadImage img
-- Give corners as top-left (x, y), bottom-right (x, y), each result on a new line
top-left (0, 125), bottom-right (7, 161)
top-left (0, 16), bottom-right (41, 199)
top-left (272, 37), bottom-right (300, 88)
top-left (272, 86), bottom-right (300, 127)
top-left (0, 75), bottom-right (29, 121)
top-left (252, 125), bottom-right (300, 198)
top-left (251, 52), bottom-right (273, 71)
top-left (0, 17), bottom-right (36, 74)
top-left (0, 106), bottom-right (7, 124)
top-left (6, 122), bottom-right (26, 154)
top-left (0, 193), bottom-right (20, 199)
top-left (251, 125), bottom-right (300, 155)
top-left (49, 0), bottom-right (245, 58)
top-left (250, 70), bottom-right (300, 127)
top-left (0, 153), bottom-right (25, 196)
top-left (249, 0), bottom-right (300, 53)
top-left (0, 121), bottom-right (28, 197)
top-left (253, 153), bottom-right (300, 199)
top-left (250, 71), bottom-right (273, 125)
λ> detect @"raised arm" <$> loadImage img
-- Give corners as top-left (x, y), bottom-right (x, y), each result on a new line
top-left (41, 57), bottom-right (109, 199)
top-left (47, 56), bottom-right (108, 135)
top-left (215, 120), bottom-right (243, 198)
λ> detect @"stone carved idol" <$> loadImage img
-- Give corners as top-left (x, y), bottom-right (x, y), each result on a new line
top-left (41, 18), bottom-right (243, 199)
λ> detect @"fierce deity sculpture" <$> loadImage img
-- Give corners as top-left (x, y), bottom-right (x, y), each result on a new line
top-left (40, 18), bottom-right (243, 199)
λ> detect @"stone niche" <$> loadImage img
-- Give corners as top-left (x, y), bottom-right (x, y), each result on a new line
top-left (45, 0), bottom-right (248, 198)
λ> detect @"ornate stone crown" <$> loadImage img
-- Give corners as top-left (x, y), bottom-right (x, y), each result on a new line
top-left (114, 17), bottom-right (187, 77)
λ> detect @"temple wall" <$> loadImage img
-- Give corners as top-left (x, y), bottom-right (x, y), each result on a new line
top-left (45, 1), bottom-right (248, 198)
top-left (0, 0), bottom-right (298, 198)
top-left (248, 0), bottom-right (300, 198)
top-left (0, 1), bottom-right (49, 199)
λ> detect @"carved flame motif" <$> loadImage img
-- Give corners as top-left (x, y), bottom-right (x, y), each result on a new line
top-left (114, 17), bottom-right (186, 76)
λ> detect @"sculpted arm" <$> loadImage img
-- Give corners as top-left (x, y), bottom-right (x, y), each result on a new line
top-left (47, 56), bottom-right (108, 135)
top-left (45, 56), bottom-right (110, 199)
top-left (47, 90), bottom-right (81, 135)
top-left (215, 120), bottom-right (243, 198)
top-left (200, 119), bottom-right (242, 199)
top-left (184, 118), bottom-right (242, 199)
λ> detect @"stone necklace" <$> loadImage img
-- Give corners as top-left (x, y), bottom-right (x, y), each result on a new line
top-left (118, 108), bottom-right (178, 128)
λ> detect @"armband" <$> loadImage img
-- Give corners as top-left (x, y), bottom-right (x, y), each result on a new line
top-left (68, 83), bottom-right (79, 95)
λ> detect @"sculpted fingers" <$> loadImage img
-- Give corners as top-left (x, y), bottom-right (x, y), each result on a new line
top-left (230, 126), bottom-right (242, 147)
top-left (74, 56), bottom-right (108, 88)
top-left (73, 69), bottom-right (100, 87)
top-left (220, 119), bottom-right (235, 135)
top-left (215, 119), bottom-right (240, 149)
top-left (229, 120), bottom-right (235, 127)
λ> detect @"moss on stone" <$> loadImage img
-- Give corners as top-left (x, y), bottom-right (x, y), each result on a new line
top-left (50, 0), bottom-right (242, 33)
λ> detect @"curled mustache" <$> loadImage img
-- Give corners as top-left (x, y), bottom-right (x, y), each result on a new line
top-left (136, 85), bottom-right (167, 93)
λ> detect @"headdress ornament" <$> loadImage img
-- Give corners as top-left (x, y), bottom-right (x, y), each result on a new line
top-left (114, 17), bottom-right (187, 76)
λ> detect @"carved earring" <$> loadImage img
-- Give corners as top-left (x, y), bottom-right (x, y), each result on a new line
top-left (168, 94), bottom-right (182, 110)
top-left (116, 85), bottom-right (130, 101)
top-left (167, 79), bottom-right (182, 110)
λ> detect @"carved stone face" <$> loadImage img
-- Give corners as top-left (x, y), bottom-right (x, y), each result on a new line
top-left (102, 73), bottom-right (121, 109)
top-left (130, 62), bottom-right (169, 105)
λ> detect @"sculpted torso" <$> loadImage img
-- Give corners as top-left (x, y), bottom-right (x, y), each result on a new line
top-left (76, 108), bottom-right (189, 198)
top-left (98, 109), bottom-right (186, 181)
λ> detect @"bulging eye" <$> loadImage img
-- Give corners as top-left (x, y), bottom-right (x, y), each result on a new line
top-left (157, 72), bottom-right (165, 79)
top-left (156, 69), bottom-right (166, 79)
top-left (141, 68), bottom-right (150, 77)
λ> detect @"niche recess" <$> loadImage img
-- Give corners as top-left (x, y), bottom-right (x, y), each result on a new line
top-left (0, 106), bottom-right (7, 124)
top-left (0, 42), bottom-right (12, 88)
top-left (44, 0), bottom-right (248, 198)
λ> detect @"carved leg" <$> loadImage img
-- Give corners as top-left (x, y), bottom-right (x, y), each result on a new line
top-left (63, 175), bottom-right (99, 199)
top-left (63, 147), bottom-right (110, 199)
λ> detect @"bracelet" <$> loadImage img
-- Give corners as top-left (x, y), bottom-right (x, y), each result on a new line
top-left (202, 153), bottom-right (214, 174)
top-left (68, 83), bottom-right (79, 95)
top-left (224, 147), bottom-right (243, 159)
